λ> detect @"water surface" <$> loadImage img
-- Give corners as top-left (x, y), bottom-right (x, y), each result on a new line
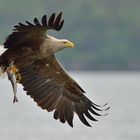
top-left (0, 72), bottom-right (139, 140)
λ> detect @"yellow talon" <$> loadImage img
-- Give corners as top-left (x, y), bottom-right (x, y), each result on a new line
top-left (15, 73), bottom-right (21, 83)
top-left (9, 66), bottom-right (19, 74)
top-left (8, 64), bottom-right (21, 83)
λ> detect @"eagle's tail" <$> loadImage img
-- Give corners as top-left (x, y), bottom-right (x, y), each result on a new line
top-left (0, 45), bottom-right (7, 76)
top-left (0, 45), bottom-right (6, 54)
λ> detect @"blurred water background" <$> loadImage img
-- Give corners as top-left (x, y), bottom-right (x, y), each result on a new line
top-left (0, 72), bottom-right (140, 140)
top-left (0, 0), bottom-right (140, 140)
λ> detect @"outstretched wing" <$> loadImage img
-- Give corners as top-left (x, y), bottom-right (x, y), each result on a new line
top-left (17, 55), bottom-right (108, 127)
top-left (4, 12), bottom-right (64, 48)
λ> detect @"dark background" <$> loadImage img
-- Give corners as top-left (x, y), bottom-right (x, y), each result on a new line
top-left (0, 0), bottom-right (139, 70)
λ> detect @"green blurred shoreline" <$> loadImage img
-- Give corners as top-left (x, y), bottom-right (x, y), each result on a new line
top-left (0, 0), bottom-right (139, 70)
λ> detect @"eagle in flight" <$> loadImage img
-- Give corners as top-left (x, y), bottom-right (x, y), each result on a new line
top-left (0, 12), bottom-right (109, 127)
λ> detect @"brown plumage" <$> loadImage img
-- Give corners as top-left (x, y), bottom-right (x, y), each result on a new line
top-left (0, 12), bottom-right (109, 127)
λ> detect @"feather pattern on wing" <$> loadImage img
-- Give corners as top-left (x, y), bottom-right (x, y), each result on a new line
top-left (17, 55), bottom-right (109, 127)
top-left (4, 12), bottom-right (64, 48)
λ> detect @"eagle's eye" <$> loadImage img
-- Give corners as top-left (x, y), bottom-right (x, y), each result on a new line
top-left (63, 41), bottom-right (68, 44)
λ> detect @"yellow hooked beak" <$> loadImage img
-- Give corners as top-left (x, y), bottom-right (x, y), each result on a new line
top-left (65, 41), bottom-right (75, 48)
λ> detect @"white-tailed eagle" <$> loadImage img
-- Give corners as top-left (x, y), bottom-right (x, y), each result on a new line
top-left (0, 12), bottom-right (109, 127)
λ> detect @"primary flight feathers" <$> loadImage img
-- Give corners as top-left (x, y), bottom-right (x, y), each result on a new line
top-left (4, 12), bottom-right (64, 48)
top-left (15, 12), bottom-right (64, 31)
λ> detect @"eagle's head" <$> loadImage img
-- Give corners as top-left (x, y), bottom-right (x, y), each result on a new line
top-left (42, 35), bottom-right (74, 54)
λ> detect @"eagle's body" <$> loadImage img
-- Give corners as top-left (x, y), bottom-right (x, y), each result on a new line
top-left (0, 12), bottom-right (109, 127)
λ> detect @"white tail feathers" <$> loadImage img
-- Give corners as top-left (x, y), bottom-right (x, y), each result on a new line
top-left (0, 45), bottom-right (6, 77)
top-left (0, 45), bottom-right (6, 55)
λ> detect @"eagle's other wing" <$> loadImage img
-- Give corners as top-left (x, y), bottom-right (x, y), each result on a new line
top-left (4, 12), bottom-right (64, 48)
top-left (17, 55), bottom-right (108, 127)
